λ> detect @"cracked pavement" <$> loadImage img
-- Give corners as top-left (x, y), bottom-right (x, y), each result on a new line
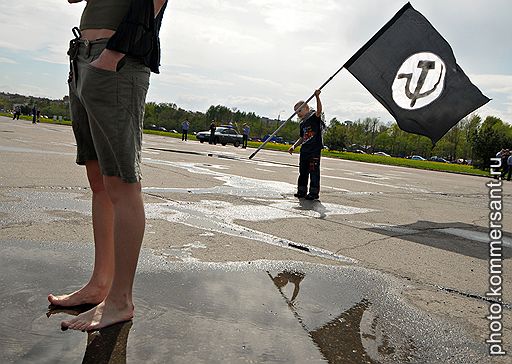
top-left (1, 116), bottom-right (510, 362)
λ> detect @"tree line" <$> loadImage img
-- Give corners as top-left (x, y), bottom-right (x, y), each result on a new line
top-left (323, 114), bottom-right (509, 168)
top-left (1, 91), bottom-right (508, 169)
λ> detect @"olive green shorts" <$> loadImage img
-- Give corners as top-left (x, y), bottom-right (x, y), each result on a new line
top-left (68, 38), bottom-right (150, 183)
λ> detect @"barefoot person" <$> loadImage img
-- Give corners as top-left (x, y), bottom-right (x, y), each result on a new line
top-left (49, 0), bottom-right (168, 332)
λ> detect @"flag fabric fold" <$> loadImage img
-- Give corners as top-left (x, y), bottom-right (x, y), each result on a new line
top-left (344, 2), bottom-right (490, 143)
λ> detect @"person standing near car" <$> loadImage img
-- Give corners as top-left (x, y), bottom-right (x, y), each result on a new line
top-left (288, 90), bottom-right (324, 201)
top-left (242, 123), bottom-right (250, 149)
top-left (506, 152), bottom-right (512, 181)
top-left (181, 119), bottom-right (189, 141)
top-left (49, 0), bottom-right (168, 332)
top-left (209, 121), bottom-right (216, 144)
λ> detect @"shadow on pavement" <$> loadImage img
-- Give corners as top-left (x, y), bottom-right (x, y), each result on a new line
top-left (366, 220), bottom-right (512, 260)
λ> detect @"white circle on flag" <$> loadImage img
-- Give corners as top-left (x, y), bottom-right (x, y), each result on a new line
top-left (392, 52), bottom-right (446, 110)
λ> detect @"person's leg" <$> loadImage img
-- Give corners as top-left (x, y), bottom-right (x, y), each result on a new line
top-left (61, 176), bottom-right (145, 331)
top-left (306, 156), bottom-right (320, 199)
top-left (185, 131), bottom-right (187, 141)
top-left (501, 162), bottom-right (508, 178)
top-left (295, 155), bottom-right (308, 197)
top-left (507, 166), bottom-right (512, 181)
top-left (60, 42), bottom-right (148, 330)
top-left (48, 161), bottom-right (114, 306)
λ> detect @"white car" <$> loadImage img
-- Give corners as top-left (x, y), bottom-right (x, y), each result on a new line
top-left (410, 155), bottom-right (426, 161)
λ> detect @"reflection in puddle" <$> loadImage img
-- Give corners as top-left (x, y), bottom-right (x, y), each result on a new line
top-left (269, 271), bottom-right (414, 363)
top-left (1, 240), bottom-right (488, 363)
top-left (47, 304), bottom-right (133, 363)
top-left (82, 321), bottom-right (133, 364)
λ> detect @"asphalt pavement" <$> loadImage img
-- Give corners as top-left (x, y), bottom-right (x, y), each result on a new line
top-left (0, 116), bottom-right (510, 363)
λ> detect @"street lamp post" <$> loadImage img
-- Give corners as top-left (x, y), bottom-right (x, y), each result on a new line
top-left (277, 110), bottom-right (285, 122)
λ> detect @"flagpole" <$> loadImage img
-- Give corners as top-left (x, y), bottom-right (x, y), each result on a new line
top-left (248, 64), bottom-right (346, 159)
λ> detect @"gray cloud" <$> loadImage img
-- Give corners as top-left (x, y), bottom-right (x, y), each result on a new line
top-left (0, 0), bottom-right (510, 123)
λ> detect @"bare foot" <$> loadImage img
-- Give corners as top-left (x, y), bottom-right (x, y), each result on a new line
top-left (46, 303), bottom-right (96, 318)
top-left (61, 300), bottom-right (134, 332)
top-left (48, 284), bottom-right (109, 307)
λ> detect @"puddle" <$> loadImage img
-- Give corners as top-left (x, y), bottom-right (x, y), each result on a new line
top-left (144, 159), bottom-right (295, 199)
top-left (0, 240), bottom-right (489, 363)
top-left (1, 187), bottom-right (371, 263)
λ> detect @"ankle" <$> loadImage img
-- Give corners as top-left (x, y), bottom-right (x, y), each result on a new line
top-left (105, 296), bottom-right (134, 311)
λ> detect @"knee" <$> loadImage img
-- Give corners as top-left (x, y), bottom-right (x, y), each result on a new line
top-left (86, 162), bottom-right (106, 193)
top-left (88, 174), bottom-right (106, 194)
top-left (104, 177), bottom-right (142, 204)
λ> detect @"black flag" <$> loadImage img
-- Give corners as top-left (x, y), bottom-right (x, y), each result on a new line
top-left (344, 2), bottom-right (490, 143)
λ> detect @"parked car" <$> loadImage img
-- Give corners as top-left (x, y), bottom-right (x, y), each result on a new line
top-left (429, 156), bottom-right (450, 163)
top-left (145, 124), bottom-right (167, 132)
top-left (196, 127), bottom-right (243, 147)
top-left (262, 135), bottom-right (285, 144)
top-left (410, 155), bottom-right (426, 161)
top-left (373, 151), bottom-right (391, 157)
top-left (347, 144), bottom-right (369, 153)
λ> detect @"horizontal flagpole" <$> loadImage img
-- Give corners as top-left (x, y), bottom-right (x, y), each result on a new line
top-left (248, 64), bottom-right (346, 160)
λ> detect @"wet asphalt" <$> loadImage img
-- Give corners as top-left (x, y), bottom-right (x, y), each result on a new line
top-left (0, 239), bottom-right (486, 363)
top-left (0, 117), bottom-right (510, 363)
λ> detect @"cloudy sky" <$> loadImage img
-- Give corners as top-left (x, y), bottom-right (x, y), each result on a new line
top-left (0, 0), bottom-right (510, 124)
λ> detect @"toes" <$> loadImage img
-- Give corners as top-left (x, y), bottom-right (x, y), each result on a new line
top-left (74, 321), bottom-right (89, 331)
top-left (60, 320), bottom-right (71, 331)
top-left (61, 318), bottom-right (79, 330)
top-left (49, 294), bottom-right (66, 305)
top-left (69, 320), bottom-right (85, 331)
top-left (48, 294), bottom-right (56, 304)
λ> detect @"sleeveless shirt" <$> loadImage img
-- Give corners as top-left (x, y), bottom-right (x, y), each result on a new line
top-left (80, 0), bottom-right (132, 31)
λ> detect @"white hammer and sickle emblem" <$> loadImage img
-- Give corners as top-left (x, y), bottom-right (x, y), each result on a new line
top-left (392, 52), bottom-right (446, 110)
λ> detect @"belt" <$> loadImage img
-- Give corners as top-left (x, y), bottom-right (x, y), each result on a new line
top-left (78, 38), bottom-right (109, 47)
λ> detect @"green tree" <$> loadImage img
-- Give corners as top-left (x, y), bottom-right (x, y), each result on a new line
top-left (323, 118), bottom-right (347, 151)
top-left (472, 116), bottom-right (512, 168)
